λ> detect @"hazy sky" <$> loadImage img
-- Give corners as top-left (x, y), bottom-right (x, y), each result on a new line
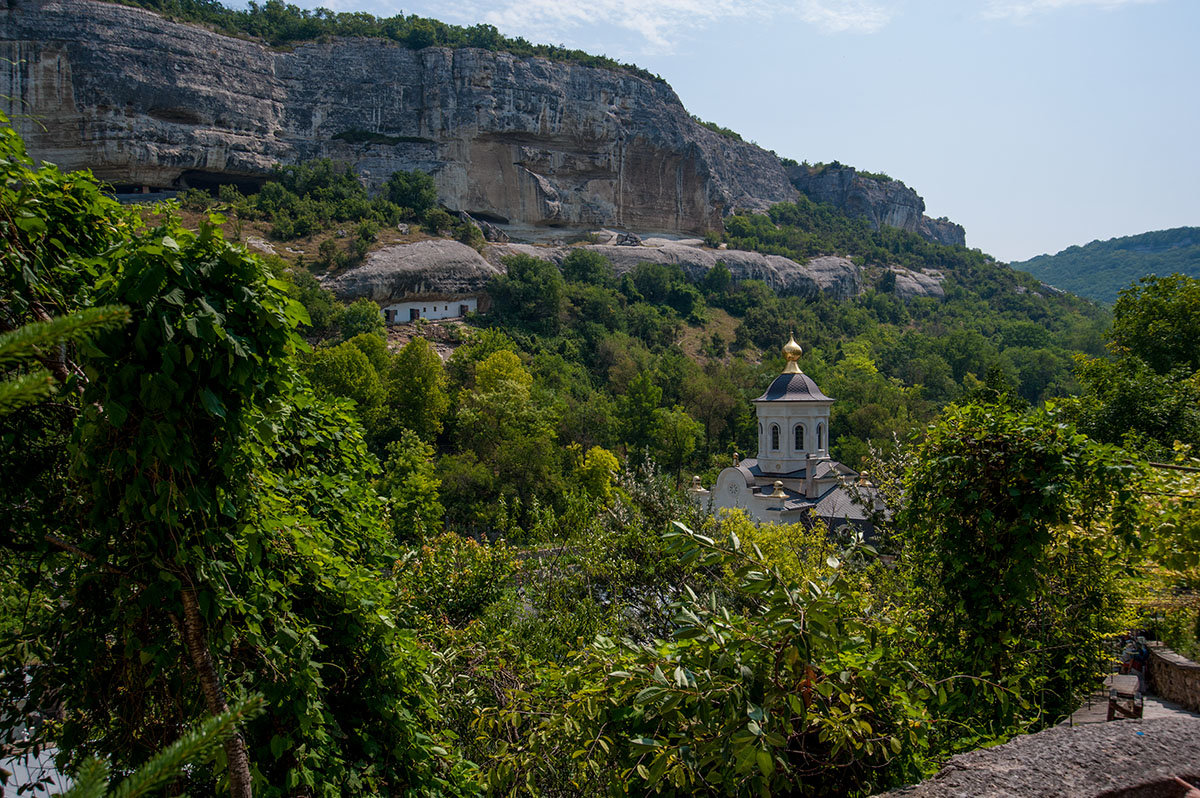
top-left (282, 0), bottom-right (1197, 262)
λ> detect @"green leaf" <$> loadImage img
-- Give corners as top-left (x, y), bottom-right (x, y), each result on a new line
top-left (756, 749), bottom-right (774, 778)
top-left (200, 388), bottom-right (226, 419)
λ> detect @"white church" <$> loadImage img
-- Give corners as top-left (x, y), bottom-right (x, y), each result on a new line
top-left (689, 336), bottom-right (883, 534)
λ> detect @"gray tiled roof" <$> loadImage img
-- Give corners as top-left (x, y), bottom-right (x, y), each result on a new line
top-left (753, 372), bottom-right (833, 403)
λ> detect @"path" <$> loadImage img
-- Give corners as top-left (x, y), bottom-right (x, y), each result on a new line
top-left (1064, 672), bottom-right (1200, 726)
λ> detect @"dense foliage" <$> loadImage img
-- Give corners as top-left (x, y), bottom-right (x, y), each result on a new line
top-left (0, 116), bottom-right (470, 795)
top-left (899, 401), bottom-right (1135, 743)
top-left (100, 0), bottom-right (662, 82)
top-left (1012, 226), bottom-right (1200, 305)
top-left (5, 114), bottom-right (1200, 798)
top-left (1064, 274), bottom-right (1200, 458)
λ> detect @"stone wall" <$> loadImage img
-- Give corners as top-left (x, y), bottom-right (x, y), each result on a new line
top-left (875, 715), bottom-right (1200, 797)
top-left (1147, 642), bottom-right (1200, 712)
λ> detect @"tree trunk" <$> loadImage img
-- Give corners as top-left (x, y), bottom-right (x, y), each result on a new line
top-left (180, 587), bottom-right (254, 798)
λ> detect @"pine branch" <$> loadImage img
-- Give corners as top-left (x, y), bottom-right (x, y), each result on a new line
top-left (0, 369), bottom-right (54, 415)
top-left (60, 757), bottom-right (110, 798)
top-left (54, 696), bottom-right (264, 798)
top-left (0, 305), bottom-right (130, 369)
top-left (108, 696), bottom-right (264, 798)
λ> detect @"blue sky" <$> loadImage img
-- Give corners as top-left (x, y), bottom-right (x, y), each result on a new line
top-left (283, 0), bottom-right (1196, 262)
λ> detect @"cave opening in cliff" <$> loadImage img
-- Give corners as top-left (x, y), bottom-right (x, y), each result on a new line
top-left (175, 170), bottom-right (267, 195)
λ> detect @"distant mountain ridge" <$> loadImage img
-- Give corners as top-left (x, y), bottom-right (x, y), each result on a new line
top-left (1012, 227), bottom-right (1200, 305)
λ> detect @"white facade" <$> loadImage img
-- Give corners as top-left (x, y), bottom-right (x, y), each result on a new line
top-left (755, 402), bottom-right (831, 475)
top-left (381, 296), bottom-right (478, 325)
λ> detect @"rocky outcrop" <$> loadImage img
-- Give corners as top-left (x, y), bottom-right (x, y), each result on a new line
top-left (788, 164), bottom-right (966, 248)
top-left (323, 238), bottom-right (946, 304)
top-left (491, 242), bottom-right (863, 300)
top-left (323, 239), bottom-right (500, 303)
top-left (918, 216), bottom-right (967, 247)
top-left (876, 715), bottom-right (1200, 798)
top-left (0, 0), bottom-right (796, 234)
top-left (887, 266), bottom-right (945, 300)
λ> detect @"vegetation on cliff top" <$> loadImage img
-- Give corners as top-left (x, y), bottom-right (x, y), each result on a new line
top-left (99, 0), bottom-right (665, 83)
top-left (1011, 226), bottom-right (1200, 305)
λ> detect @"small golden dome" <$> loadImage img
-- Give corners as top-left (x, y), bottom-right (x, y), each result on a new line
top-left (782, 334), bottom-right (803, 374)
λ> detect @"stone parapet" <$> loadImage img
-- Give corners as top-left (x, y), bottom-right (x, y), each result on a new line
top-left (875, 716), bottom-right (1200, 797)
top-left (1147, 642), bottom-right (1200, 712)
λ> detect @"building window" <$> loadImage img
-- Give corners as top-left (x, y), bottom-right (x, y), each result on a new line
top-left (817, 424), bottom-right (824, 450)
top-left (794, 424), bottom-right (805, 452)
top-left (770, 424), bottom-right (780, 450)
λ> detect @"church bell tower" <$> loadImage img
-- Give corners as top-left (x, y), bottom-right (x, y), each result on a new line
top-left (753, 335), bottom-right (833, 475)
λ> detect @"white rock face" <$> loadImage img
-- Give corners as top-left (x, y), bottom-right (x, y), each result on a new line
top-left (322, 237), bottom-right (946, 304)
top-left (888, 266), bottom-right (946, 300)
top-left (1, 0), bottom-right (797, 233)
top-left (323, 239), bottom-right (501, 303)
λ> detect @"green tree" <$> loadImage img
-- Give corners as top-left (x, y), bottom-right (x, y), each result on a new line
top-left (1111, 274), bottom-right (1200, 374)
top-left (576, 445), bottom-right (619, 500)
top-left (378, 429), bottom-right (445, 540)
top-left (383, 169), bottom-right (438, 217)
top-left (345, 330), bottom-right (391, 373)
top-left (651, 405), bottom-right (703, 484)
top-left (618, 372), bottom-right (663, 457)
top-left (487, 254), bottom-right (567, 333)
top-left (335, 297), bottom-right (385, 340)
top-left (561, 249), bottom-right (615, 286)
top-left (301, 340), bottom-right (387, 428)
top-left (384, 336), bottom-right (451, 442)
top-left (446, 328), bottom-right (518, 389)
top-left (285, 266), bottom-right (339, 335)
top-left (0, 120), bottom-right (466, 793)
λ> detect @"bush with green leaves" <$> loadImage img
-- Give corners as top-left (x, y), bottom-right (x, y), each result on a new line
top-left (467, 522), bottom-right (934, 796)
top-left (898, 400), bottom-right (1136, 745)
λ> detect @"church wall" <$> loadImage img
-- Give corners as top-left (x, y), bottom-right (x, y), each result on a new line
top-left (755, 401), bottom-right (832, 474)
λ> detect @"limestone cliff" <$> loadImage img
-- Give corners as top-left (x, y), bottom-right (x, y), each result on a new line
top-left (788, 163), bottom-right (966, 247)
top-left (0, 0), bottom-right (797, 234)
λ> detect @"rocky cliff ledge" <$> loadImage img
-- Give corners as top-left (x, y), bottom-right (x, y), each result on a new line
top-left (788, 164), bottom-right (966, 247)
top-left (0, 0), bottom-right (797, 234)
top-left (323, 237), bottom-right (945, 305)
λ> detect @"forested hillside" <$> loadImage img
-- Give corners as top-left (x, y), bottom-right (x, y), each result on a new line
top-left (1012, 226), bottom-right (1200, 304)
top-left (4, 111), bottom-right (1200, 798)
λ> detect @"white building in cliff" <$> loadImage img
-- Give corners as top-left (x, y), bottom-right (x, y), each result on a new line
top-left (381, 295), bottom-right (479, 324)
top-left (690, 336), bottom-right (882, 533)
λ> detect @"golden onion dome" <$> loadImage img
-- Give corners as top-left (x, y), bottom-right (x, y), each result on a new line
top-left (782, 334), bottom-right (803, 374)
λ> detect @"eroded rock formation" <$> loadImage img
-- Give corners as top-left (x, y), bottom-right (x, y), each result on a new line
top-left (1, 0), bottom-right (796, 234)
top-left (323, 239), bottom-right (501, 304)
top-left (322, 238), bottom-right (945, 304)
top-left (788, 164), bottom-right (966, 247)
